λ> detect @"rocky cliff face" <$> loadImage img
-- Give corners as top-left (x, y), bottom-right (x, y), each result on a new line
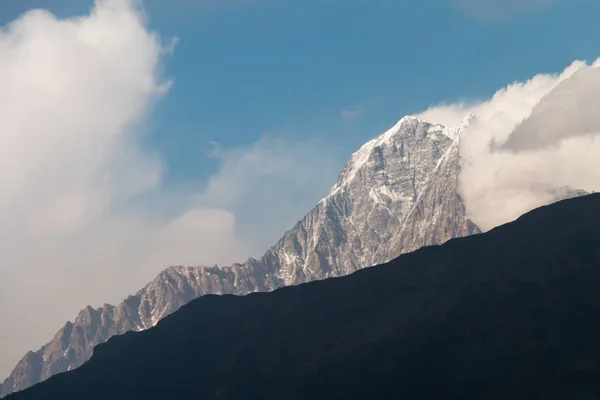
top-left (2, 116), bottom-right (481, 396)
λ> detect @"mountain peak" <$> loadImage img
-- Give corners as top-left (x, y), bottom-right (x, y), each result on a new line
top-left (1, 113), bottom-right (482, 397)
top-left (322, 116), bottom-right (454, 201)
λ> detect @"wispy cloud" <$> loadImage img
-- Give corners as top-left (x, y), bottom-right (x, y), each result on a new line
top-left (197, 135), bottom-right (342, 250)
top-left (341, 105), bottom-right (365, 120)
top-left (452, 0), bottom-right (557, 22)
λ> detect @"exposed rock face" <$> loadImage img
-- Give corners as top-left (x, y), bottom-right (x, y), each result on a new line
top-left (2, 116), bottom-right (481, 396)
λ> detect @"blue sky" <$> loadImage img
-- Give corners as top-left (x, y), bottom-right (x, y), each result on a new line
top-left (3, 0), bottom-right (600, 376)
top-left (138, 0), bottom-right (600, 185)
top-left (3, 0), bottom-right (599, 188)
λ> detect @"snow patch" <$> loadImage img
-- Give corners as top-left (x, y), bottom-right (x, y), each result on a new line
top-left (378, 185), bottom-right (402, 202)
top-left (281, 250), bottom-right (299, 266)
top-left (369, 187), bottom-right (383, 204)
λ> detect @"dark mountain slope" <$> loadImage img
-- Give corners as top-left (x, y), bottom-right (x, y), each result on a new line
top-left (9, 194), bottom-right (600, 400)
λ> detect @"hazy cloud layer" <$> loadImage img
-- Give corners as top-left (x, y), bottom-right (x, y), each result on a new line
top-left (418, 59), bottom-right (600, 231)
top-left (452, 0), bottom-right (557, 22)
top-left (0, 0), bottom-right (340, 378)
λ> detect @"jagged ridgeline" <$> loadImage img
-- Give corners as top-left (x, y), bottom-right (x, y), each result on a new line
top-left (0, 116), bottom-right (582, 396)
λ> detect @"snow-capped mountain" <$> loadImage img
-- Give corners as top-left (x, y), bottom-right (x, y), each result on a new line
top-left (0, 115), bottom-right (580, 396)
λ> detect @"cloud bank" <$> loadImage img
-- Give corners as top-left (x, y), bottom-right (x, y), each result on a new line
top-left (0, 0), bottom-right (340, 378)
top-left (418, 59), bottom-right (600, 231)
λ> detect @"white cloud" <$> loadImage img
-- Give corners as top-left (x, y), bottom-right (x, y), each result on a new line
top-left (452, 0), bottom-right (557, 22)
top-left (418, 59), bottom-right (600, 232)
top-left (501, 66), bottom-right (600, 151)
top-left (0, 0), bottom-right (341, 378)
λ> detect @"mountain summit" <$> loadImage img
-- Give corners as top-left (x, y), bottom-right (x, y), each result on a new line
top-left (0, 115), bottom-right (578, 395)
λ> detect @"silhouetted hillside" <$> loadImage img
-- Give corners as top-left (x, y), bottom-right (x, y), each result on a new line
top-left (8, 194), bottom-right (600, 400)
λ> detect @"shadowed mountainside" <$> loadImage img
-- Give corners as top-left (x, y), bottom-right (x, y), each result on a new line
top-left (8, 193), bottom-right (600, 400)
